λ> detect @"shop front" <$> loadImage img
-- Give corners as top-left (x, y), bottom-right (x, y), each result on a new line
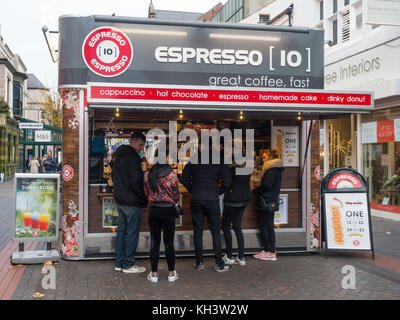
top-left (58, 15), bottom-right (373, 260)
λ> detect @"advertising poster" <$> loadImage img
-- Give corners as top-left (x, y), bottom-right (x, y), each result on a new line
top-left (324, 192), bottom-right (371, 250)
top-left (274, 194), bottom-right (288, 225)
top-left (103, 197), bottom-right (119, 228)
top-left (14, 174), bottom-right (60, 241)
top-left (272, 126), bottom-right (299, 167)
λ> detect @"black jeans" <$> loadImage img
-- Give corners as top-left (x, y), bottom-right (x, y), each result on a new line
top-left (221, 205), bottom-right (246, 259)
top-left (148, 205), bottom-right (176, 272)
top-left (258, 209), bottom-right (276, 253)
top-left (191, 199), bottom-right (223, 267)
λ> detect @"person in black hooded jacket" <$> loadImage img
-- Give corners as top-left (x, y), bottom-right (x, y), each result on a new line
top-left (112, 133), bottom-right (147, 274)
top-left (252, 149), bottom-right (284, 262)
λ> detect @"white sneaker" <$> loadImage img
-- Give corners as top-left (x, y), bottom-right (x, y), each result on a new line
top-left (115, 267), bottom-right (122, 272)
top-left (168, 270), bottom-right (179, 282)
top-left (222, 254), bottom-right (236, 265)
top-left (235, 257), bottom-right (246, 266)
top-left (122, 265), bottom-right (146, 273)
top-left (147, 272), bottom-right (158, 283)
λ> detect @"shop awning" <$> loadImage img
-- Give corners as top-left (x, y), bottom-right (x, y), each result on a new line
top-left (87, 83), bottom-right (373, 115)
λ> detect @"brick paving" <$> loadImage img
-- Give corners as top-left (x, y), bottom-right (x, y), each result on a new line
top-left (1, 179), bottom-right (399, 300)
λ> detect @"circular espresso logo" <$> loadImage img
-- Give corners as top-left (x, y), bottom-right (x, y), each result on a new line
top-left (82, 27), bottom-right (133, 77)
top-left (62, 165), bottom-right (74, 181)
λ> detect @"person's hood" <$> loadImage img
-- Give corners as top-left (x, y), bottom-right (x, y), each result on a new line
top-left (262, 158), bottom-right (284, 172)
top-left (148, 163), bottom-right (173, 191)
top-left (115, 145), bottom-right (137, 158)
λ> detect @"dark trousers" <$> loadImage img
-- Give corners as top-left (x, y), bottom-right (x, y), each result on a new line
top-left (148, 205), bottom-right (176, 272)
top-left (115, 205), bottom-right (142, 269)
top-left (221, 205), bottom-right (246, 259)
top-left (258, 209), bottom-right (276, 253)
top-left (191, 199), bottom-right (223, 267)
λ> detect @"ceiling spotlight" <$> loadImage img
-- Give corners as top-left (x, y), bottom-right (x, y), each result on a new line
top-left (180, 109), bottom-right (183, 114)
top-left (179, 114), bottom-right (183, 119)
top-left (116, 112), bottom-right (120, 117)
top-left (116, 108), bottom-right (119, 112)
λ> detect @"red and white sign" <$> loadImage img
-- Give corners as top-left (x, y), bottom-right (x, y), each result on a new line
top-left (62, 165), bottom-right (74, 182)
top-left (377, 120), bottom-right (394, 143)
top-left (82, 27), bottom-right (133, 77)
top-left (87, 84), bottom-right (373, 110)
top-left (328, 173), bottom-right (363, 189)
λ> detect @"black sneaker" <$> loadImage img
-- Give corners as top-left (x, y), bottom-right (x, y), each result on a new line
top-left (214, 264), bottom-right (232, 272)
top-left (194, 262), bottom-right (205, 271)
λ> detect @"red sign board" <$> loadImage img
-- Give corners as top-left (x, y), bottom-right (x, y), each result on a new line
top-left (82, 27), bottom-right (133, 77)
top-left (87, 84), bottom-right (373, 109)
top-left (377, 120), bottom-right (394, 143)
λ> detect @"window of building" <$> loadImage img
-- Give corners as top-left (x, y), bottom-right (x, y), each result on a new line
top-left (342, 10), bottom-right (350, 42)
top-left (320, 0), bottom-right (324, 20)
top-left (332, 19), bottom-right (338, 45)
top-left (7, 134), bottom-right (11, 164)
top-left (345, 0), bottom-right (350, 5)
top-left (259, 14), bottom-right (270, 24)
top-left (13, 81), bottom-right (23, 117)
top-left (333, 0), bottom-right (338, 13)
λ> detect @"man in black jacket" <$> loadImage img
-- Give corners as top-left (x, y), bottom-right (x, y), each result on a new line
top-left (112, 133), bottom-right (147, 273)
top-left (181, 144), bottom-right (232, 272)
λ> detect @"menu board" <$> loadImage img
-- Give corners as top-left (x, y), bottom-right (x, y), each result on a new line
top-left (272, 126), bottom-right (299, 167)
top-left (324, 192), bottom-right (371, 250)
top-left (274, 194), bottom-right (288, 225)
top-left (13, 174), bottom-right (60, 241)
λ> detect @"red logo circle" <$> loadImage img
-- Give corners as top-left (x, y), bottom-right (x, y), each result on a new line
top-left (63, 165), bottom-right (74, 181)
top-left (82, 27), bottom-right (133, 77)
top-left (353, 240), bottom-right (360, 246)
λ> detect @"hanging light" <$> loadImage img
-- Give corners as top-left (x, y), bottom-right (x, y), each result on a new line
top-left (180, 109), bottom-right (183, 114)
top-left (239, 110), bottom-right (244, 120)
top-left (297, 112), bottom-right (302, 121)
top-left (116, 107), bottom-right (119, 112)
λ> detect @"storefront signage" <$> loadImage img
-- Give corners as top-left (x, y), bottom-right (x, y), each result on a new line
top-left (60, 16), bottom-right (324, 88)
top-left (87, 84), bottom-right (373, 111)
top-left (103, 197), bottom-right (118, 228)
top-left (82, 26), bottom-right (133, 77)
top-left (272, 126), bottom-right (299, 167)
top-left (362, 119), bottom-right (400, 144)
top-left (35, 130), bottom-right (51, 142)
top-left (367, 0), bottom-right (400, 26)
top-left (274, 194), bottom-right (288, 225)
top-left (13, 174), bottom-right (60, 242)
top-left (19, 122), bottom-right (44, 130)
top-left (321, 169), bottom-right (374, 258)
top-left (62, 165), bottom-right (74, 182)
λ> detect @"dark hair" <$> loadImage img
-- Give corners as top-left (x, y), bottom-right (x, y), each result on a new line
top-left (131, 132), bottom-right (146, 143)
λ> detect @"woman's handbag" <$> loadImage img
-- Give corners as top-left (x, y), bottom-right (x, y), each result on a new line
top-left (258, 195), bottom-right (279, 212)
top-left (174, 203), bottom-right (184, 218)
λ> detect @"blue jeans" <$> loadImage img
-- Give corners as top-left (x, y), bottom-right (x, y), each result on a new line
top-left (115, 205), bottom-right (142, 269)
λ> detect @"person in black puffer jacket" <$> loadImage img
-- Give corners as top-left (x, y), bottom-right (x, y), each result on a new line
top-left (112, 133), bottom-right (148, 274)
top-left (181, 144), bottom-right (232, 272)
top-left (221, 161), bottom-right (252, 266)
top-left (252, 149), bottom-right (284, 262)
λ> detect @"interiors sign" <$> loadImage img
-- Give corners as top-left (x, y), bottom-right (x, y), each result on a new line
top-left (87, 84), bottom-right (373, 111)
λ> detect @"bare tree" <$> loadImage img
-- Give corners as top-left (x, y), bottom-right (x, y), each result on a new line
top-left (40, 90), bottom-right (62, 128)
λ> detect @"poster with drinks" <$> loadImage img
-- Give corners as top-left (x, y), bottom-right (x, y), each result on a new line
top-left (103, 197), bottom-right (119, 228)
top-left (272, 126), bottom-right (299, 167)
top-left (13, 174), bottom-right (60, 241)
top-left (324, 192), bottom-right (371, 250)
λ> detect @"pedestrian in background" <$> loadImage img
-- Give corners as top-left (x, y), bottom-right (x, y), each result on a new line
top-left (252, 149), bottom-right (284, 261)
top-left (29, 156), bottom-right (40, 173)
top-left (43, 151), bottom-right (57, 173)
top-left (144, 151), bottom-right (180, 282)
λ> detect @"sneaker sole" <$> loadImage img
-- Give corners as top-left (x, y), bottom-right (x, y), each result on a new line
top-left (215, 269), bottom-right (232, 272)
top-left (168, 276), bottom-right (179, 282)
top-left (115, 268), bottom-right (122, 272)
top-left (258, 257), bottom-right (277, 261)
top-left (123, 269), bottom-right (146, 273)
top-left (147, 278), bottom-right (158, 283)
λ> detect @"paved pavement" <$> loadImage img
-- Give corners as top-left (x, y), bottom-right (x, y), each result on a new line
top-left (1, 179), bottom-right (400, 301)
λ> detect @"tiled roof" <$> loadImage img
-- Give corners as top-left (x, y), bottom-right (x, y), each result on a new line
top-left (154, 9), bottom-right (203, 21)
top-left (27, 74), bottom-right (47, 90)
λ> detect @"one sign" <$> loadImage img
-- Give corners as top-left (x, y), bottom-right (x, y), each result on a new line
top-left (82, 26), bottom-right (133, 77)
top-left (87, 84), bottom-right (374, 112)
top-left (361, 121), bottom-right (378, 144)
top-left (272, 126), bottom-right (299, 167)
top-left (19, 122), bottom-right (44, 130)
top-left (274, 194), bottom-right (288, 224)
top-left (59, 16), bottom-right (324, 89)
top-left (35, 130), bottom-right (51, 142)
top-left (362, 119), bottom-right (400, 144)
top-left (13, 174), bottom-right (60, 242)
top-left (324, 193), bottom-right (371, 250)
top-left (367, 0), bottom-right (400, 26)
top-left (321, 168), bottom-right (374, 258)
top-left (103, 197), bottom-right (118, 228)
top-left (62, 165), bottom-right (74, 181)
